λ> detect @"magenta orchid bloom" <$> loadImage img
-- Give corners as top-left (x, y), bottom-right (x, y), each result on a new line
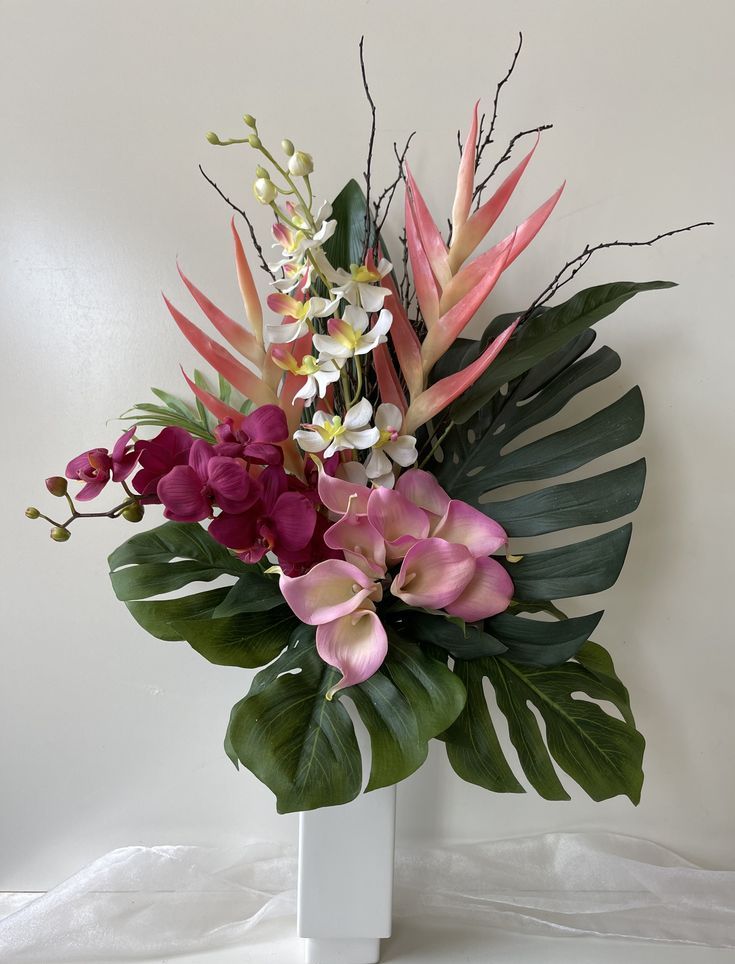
top-left (208, 465), bottom-right (316, 565)
top-left (213, 404), bottom-right (288, 466)
top-left (65, 426), bottom-right (138, 501)
top-left (132, 426), bottom-right (194, 502)
top-left (157, 439), bottom-right (260, 523)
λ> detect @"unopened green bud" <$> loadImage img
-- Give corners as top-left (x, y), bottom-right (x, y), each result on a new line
top-left (242, 113), bottom-right (257, 128)
top-left (50, 526), bottom-right (71, 542)
top-left (122, 503), bottom-right (144, 523)
top-left (255, 165), bottom-right (269, 179)
top-left (25, 506), bottom-right (40, 519)
top-left (253, 177), bottom-right (277, 204)
top-left (288, 150), bottom-right (314, 177)
top-left (247, 133), bottom-right (262, 149)
top-left (281, 139), bottom-right (295, 156)
top-left (45, 476), bottom-right (68, 497)
top-left (205, 131), bottom-right (223, 145)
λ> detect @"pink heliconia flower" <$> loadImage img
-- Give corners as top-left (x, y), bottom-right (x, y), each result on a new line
top-left (444, 555), bottom-right (515, 621)
top-left (132, 426), bottom-right (194, 502)
top-left (390, 538), bottom-right (476, 610)
top-left (214, 404), bottom-right (289, 466)
top-left (157, 439), bottom-right (260, 523)
top-left (208, 465), bottom-right (316, 565)
top-left (65, 426), bottom-right (138, 501)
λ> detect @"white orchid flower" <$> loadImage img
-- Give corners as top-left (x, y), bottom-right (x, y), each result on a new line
top-left (364, 403), bottom-right (418, 488)
top-left (268, 202), bottom-right (336, 271)
top-left (312, 306), bottom-right (392, 361)
top-left (271, 348), bottom-right (341, 404)
top-left (265, 292), bottom-right (342, 345)
top-left (270, 259), bottom-right (312, 294)
top-left (329, 254), bottom-right (392, 311)
top-left (294, 398), bottom-right (380, 459)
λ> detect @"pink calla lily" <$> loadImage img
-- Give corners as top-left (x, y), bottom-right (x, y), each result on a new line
top-left (395, 468), bottom-right (451, 521)
top-left (317, 608), bottom-right (388, 700)
top-left (391, 537), bottom-right (476, 609)
top-left (366, 487), bottom-right (431, 561)
top-left (444, 555), bottom-right (515, 621)
top-left (324, 509), bottom-right (387, 578)
top-left (432, 500), bottom-right (508, 556)
top-left (317, 467), bottom-right (371, 515)
top-left (279, 559), bottom-right (381, 625)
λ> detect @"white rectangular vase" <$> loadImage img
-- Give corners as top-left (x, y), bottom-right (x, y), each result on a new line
top-left (297, 784), bottom-right (397, 964)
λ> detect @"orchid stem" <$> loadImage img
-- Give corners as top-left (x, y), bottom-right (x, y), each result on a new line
top-left (419, 420), bottom-right (454, 468)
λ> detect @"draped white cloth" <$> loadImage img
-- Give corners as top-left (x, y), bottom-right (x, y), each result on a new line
top-left (0, 833), bottom-right (733, 961)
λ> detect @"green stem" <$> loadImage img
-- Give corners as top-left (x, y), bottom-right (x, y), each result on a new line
top-left (419, 420), bottom-right (454, 468)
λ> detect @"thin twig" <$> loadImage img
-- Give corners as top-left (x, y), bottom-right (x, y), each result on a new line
top-left (359, 36), bottom-right (377, 261)
top-left (198, 165), bottom-right (274, 278)
top-left (473, 123), bottom-right (553, 208)
top-left (474, 32), bottom-right (523, 173)
top-left (373, 132), bottom-right (416, 238)
top-left (522, 221), bottom-right (715, 320)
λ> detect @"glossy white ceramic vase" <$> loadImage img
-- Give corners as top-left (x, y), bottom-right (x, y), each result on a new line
top-left (297, 784), bottom-right (397, 964)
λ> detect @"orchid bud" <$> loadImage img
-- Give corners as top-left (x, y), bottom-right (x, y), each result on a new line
top-left (50, 526), bottom-right (71, 542)
top-left (25, 506), bottom-right (40, 519)
top-left (45, 476), bottom-right (68, 497)
top-left (205, 131), bottom-right (223, 145)
top-left (255, 165), bottom-right (269, 179)
top-left (247, 133), bottom-right (262, 149)
top-left (288, 151), bottom-right (314, 176)
top-left (253, 177), bottom-right (277, 204)
top-left (122, 503), bottom-right (144, 523)
top-left (281, 139), bottom-right (295, 156)
top-left (242, 113), bottom-right (257, 128)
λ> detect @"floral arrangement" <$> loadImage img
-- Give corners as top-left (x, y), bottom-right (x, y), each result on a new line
top-left (28, 39), bottom-right (709, 813)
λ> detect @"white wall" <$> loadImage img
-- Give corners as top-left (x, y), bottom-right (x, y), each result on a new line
top-left (1, 0), bottom-right (732, 892)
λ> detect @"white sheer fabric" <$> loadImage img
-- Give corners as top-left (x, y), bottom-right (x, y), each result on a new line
top-left (0, 833), bottom-right (732, 961)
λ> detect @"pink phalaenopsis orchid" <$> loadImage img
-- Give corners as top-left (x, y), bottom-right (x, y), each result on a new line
top-left (157, 439), bottom-right (260, 523)
top-left (65, 426), bottom-right (138, 501)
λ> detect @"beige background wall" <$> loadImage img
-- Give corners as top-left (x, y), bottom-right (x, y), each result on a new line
top-left (1, 0), bottom-right (732, 890)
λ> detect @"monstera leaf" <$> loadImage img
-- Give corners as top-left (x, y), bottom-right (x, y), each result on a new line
top-left (109, 522), bottom-right (296, 668)
top-left (225, 625), bottom-right (466, 813)
top-left (428, 320), bottom-right (648, 802)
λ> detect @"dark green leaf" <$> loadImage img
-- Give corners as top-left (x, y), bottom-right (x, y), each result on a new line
top-left (126, 587), bottom-right (230, 641)
top-left (389, 609), bottom-right (507, 659)
top-left (488, 610), bottom-right (603, 666)
top-left (451, 280), bottom-right (675, 423)
top-left (443, 645), bottom-right (644, 803)
top-left (172, 607), bottom-right (297, 668)
top-left (323, 179), bottom-right (372, 272)
top-left (575, 640), bottom-right (636, 726)
top-left (212, 572), bottom-right (284, 617)
top-left (349, 635), bottom-right (467, 791)
top-left (503, 524), bottom-right (632, 600)
top-left (109, 521), bottom-right (241, 571)
top-left (225, 626), bottom-right (362, 813)
top-left (484, 459), bottom-right (646, 536)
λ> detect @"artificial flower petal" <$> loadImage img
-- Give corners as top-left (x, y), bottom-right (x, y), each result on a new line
top-left (279, 559), bottom-right (378, 625)
top-left (433, 500), bottom-right (508, 556)
top-left (444, 555), bottom-right (514, 621)
top-left (390, 537), bottom-right (476, 609)
top-left (317, 608), bottom-right (388, 699)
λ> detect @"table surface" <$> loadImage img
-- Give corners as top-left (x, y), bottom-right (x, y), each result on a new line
top-left (155, 918), bottom-right (734, 964)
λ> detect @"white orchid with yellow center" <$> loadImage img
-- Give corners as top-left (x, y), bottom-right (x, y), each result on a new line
top-left (265, 291), bottom-right (342, 344)
top-left (364, 403), bottom-right (418, 487)
top-left (269, 202), bottom-right (336, 272)
top-left (271, 347), bottom-right (341, 404)
top-left (328, 252), bottom-right (392, 311)
top-left (312, 306), bottom-right (392, 361)
top-left (294, 398), bottom-right (380, 458)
